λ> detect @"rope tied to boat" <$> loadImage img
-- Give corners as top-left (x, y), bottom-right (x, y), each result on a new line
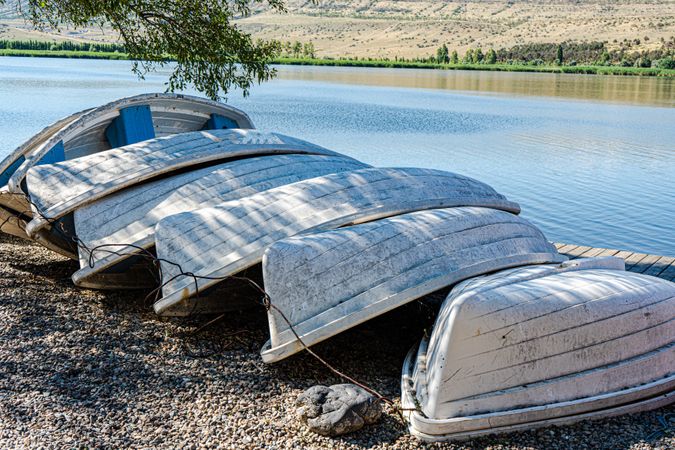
top-left (3, 193), bottom-right (418, 421)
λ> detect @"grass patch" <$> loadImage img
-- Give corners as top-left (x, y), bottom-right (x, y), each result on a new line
top-left (2, 50), bottom-right (674, 77)
top-left (0, 49), bottom-right (129, 60)
top-left (273, 57), bottom-right (675, 77)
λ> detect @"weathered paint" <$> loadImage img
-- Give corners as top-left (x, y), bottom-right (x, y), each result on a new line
top-left (38, 141), bottom-right (65, 165)
top-left (0, 155), bottom-right (25, 187)
top-left (261, 207), bottom-right (565, 363)
top-left (104, 105), bottom-right (156, 148)
top-left (205, 113), bottom-right (238, 130)
top-left (2, 93), bottom-right (255, 228)
top-left (402, 258), bottom-right (675, 441)
top-left (71, 154), bottom-right (369, 289)
top-left (25, 129), bottom-right (353, 237)
top-left (153, 167), bottom-right (521, 316)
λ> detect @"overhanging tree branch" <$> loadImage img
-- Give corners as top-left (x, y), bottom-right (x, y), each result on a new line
top-left (1, 0), bottom-right (287, 100)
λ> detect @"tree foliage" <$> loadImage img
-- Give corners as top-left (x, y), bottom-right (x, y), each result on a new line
top-left (0, 39), bottom-right (126, 52)
top-left (434, 39), bottom-right (675, 67)
top-left (0, 0), bottom-right (287, 100)
top-left (556, 44), bottom-right (564, 65)
top-left (485, 48), bottom-right (496, 64)
top-left (450, 50), bottom-right (458, 64)
top-left (435, 43), bottom-right (449, 64)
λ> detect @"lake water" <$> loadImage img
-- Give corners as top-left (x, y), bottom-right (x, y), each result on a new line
top-left (0, 57), bottom-right (673, 256)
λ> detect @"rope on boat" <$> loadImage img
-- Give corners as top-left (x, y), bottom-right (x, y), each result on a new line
top-left (1, 193), bottom-right (410, 417)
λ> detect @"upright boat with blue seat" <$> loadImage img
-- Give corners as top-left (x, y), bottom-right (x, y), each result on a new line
top-left (0, 92), bottom-right (253, 240)
top-left (22, 129), bottom-right (350, 259)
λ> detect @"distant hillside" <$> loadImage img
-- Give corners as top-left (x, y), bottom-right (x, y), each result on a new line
top-left (239, 0), bottom-right (675, 58)
top-left (1, 1), bottom-right (674, 58)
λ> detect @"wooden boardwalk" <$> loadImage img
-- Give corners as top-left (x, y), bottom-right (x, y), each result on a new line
top-left (554, 243), bottom-right (675, 282)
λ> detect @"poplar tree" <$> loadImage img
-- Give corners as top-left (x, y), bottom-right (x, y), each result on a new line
top-left (450, 50), bottom-right (458, 64)
top-left (486, 48), bottom-right (497, 64)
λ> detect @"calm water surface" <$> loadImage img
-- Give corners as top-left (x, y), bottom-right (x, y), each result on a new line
top-left (0, 57), bottom-right (673, 256)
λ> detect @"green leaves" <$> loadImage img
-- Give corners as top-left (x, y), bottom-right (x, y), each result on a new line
top-left (19, 0), bottom-right (285, 100)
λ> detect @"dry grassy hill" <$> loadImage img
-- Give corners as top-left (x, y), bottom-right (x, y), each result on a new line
top-left (1, 0), bottom-right (674, 58)
top-left (240, 0), bottom-right (675, 58)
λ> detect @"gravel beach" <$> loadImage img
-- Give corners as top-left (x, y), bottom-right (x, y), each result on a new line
top-left (0, 233), bottom-right (673, 449)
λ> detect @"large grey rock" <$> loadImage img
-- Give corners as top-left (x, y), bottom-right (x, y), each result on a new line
top-left (296, 384), bottom-right (382, 436)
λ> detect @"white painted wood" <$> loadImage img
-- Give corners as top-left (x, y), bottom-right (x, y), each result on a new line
top-left (261, 207), bottom-right (565, 362)
top-left (71, 154), bottom-right (369, 289)
top-left (8, 93), bottom-right (254, 202)
top-left (25, 129), bottom-right (347, 239)
top-left (153, 167), bottom-right (520, 316)
top-left (401, 342), bottom-right (675, 441)
top-left (402, 260), bottom-right (675, 440)
top-left (0, 110), bottom-right (82, 219)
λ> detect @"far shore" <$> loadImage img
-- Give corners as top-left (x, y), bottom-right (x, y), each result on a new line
top-left (2, 48), bottom-right (675, 78)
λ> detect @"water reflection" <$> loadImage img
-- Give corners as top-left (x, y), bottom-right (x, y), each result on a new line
top-left (0, 57), bottom-right (673, 256)
top-left (274, 65), bottom-right (675, 107)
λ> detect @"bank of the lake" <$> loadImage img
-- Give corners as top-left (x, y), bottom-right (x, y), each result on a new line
top-left (2, 48), bottom-right (674, 77)
top-left (275, 56), bottom-right (675, 77)
top-left (0, 48), bottom-right (128, 60)
top-left (0, 232), bottom-right (673, 449)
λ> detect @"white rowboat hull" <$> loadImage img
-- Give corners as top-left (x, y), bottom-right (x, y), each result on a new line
top-left (154, 167), bottom-right (520, 316)
top-left (72, 154), bottom-right (369, 289)
top-left (403, 258), bottom-right (675, 441)
top-left (261, 207), bottom-right (565, 362)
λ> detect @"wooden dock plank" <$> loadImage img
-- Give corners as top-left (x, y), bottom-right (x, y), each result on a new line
top-left (613, 250), bottom-right (634, 261)
top-left (659, 263), bottom-right (675, 281)
top-left (557, 244), bottom-right (579, 254)
top-left (642, 256), bottom-right (675, 277)
top-left (630, 254), bottom-right (663, 274)
top-left (577, 247), bottom-right (608, 258)
top-left (596, 248), bottom-right (620, 257)
top-left (562, 245), bottom-right (592, 259)
top-left (623, 253), bottom-right (650, 270)
top-left (653, 260), bottom-right (675, 281)
top-left (556, 243), bottom-right (674, 282)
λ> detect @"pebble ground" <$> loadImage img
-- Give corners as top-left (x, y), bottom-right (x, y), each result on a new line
top-left (0, 234), bottom-right (673, 449)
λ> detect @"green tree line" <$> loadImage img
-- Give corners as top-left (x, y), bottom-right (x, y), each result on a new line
top-left (433, 40), bottom-right (675, 69)
top-left (0, 39), bottom-right (126, 53)
top-left (269, 40), bottom-right (316, 59)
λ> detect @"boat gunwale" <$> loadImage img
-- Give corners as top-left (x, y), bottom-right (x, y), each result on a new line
top-left (153, 196), bottom-right (521, 315)
top-left (0, 109), bottom-right (90, 179)
top-left (24, 137), bottom-right (353, 238)
top-left (400, 339), bottom-right (675, 441)
top-left (7, 93), bottom-right (255, 196)
top-left (261, 250), bottom-right (567, 363)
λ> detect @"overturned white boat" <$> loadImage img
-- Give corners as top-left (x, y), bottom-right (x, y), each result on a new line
top-left (261, 207), bottom-right (565, 363)
top-left (402, 257), bottom-right (675, 441)
top-left (153, 167), bottom-right (521, 316)
top-left (24, 129), bottom-right (344, 258)
top-left (0, 93), bottom-right (254, 235)
top-left (71, 154), bottom-right (369, 289)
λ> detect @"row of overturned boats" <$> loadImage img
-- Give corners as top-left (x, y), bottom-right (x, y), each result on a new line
top-left (0, 93), bottom-right (672, 441)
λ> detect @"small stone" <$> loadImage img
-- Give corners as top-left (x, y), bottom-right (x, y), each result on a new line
top-left (295, 384), bottom-right (382, 437)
